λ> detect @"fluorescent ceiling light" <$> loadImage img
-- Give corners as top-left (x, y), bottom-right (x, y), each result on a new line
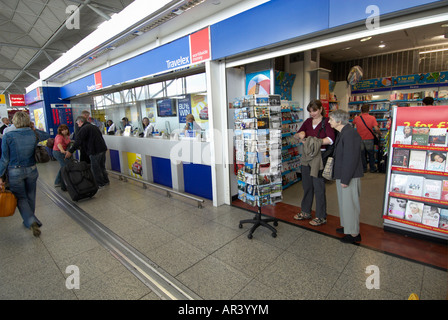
top-left (419, 48), bottom-right (448, 54)
top-left (360, 36), bottom-right (372, 42)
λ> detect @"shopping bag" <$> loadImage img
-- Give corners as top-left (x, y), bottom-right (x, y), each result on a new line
top-left (322, 156), bottom-right (334, 180)
top-left (0, 185), bottom-right (17, 217)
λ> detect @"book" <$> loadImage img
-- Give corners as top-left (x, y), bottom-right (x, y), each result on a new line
top-left (425, 151), bottom-right (447, 172)
top-left (422, 179), bottom-right (442, 199)
top-left (428, 128), bottom-right (448, 147)
top-left (391, 149), bottom-right (410, 167)
top-left (408, 150), bottom-right (426, 170)
top-left (388, 197), bottom-right (407, 219)
top-left (422, 205), bottom-right (440, 227)
top-left (394, 126), bottom-right (413, 145)
top-left (389, 173), bottom-right (407, 193)
top-left (405, 200), bottom-right (424, 223)
top-left (441, 180), bottom-right (448, 201)
top-left (411, 127), bottom-right (430, 146)
top-left (404, 175), bottom-right (424, 197)
top-left (439, 209), bottom-right (448, 230)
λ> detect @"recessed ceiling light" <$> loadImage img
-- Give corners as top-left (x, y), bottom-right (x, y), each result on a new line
top-left (441, 23), bottom-right (448, 27)
top-left (378, 43), bottom-right (386, 48)
top-left (360, 36), bottom-right (372, 42)
top-left (341, 47), bottom-right (352, 50)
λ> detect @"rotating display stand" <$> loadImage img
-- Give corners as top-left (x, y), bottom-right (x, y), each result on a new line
top-left (233, 94), bottom-right (283, 239)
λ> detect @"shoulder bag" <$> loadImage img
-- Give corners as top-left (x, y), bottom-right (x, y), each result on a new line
top-left (360, 115), bottom-right (379, 146)
top-left (0, 185), bottom-right (17, 217)
top-left (35, 131), bottom-right (50, 163)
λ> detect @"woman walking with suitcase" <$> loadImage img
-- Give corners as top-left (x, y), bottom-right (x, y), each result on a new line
top-left (52, 124), bottom-right (71, 190)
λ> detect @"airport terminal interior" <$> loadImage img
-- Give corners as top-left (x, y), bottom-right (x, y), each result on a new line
top-left (0, 0), bottom-right (447, 303)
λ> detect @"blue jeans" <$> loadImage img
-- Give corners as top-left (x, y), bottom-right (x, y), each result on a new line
top-left (53, 150), bottom-right (69, 187)
top-left (89, 151), bottom-right (109, 187)
top-left (8, 165), bottom-right (39, 228)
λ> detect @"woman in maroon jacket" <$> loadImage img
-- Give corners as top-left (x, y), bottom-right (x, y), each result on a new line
top-left (293, 100), bottom-right (335, 226)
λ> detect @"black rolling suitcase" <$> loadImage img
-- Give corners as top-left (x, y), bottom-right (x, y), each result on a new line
top-left (61, 159), bottom-right (98, 201)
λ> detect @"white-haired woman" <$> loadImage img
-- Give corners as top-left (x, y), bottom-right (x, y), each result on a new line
top-left (328, 110), bottom-right (364, 243)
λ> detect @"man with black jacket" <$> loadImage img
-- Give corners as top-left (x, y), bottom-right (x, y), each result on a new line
top-left (65, 116), bottom-right (109, 188)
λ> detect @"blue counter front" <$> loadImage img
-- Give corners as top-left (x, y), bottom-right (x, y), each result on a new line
top-left (103, 135), bottom-right (212, 200)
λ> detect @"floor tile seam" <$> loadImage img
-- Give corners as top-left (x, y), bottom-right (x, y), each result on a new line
top-left (37, 179), bottom-right (201, 300)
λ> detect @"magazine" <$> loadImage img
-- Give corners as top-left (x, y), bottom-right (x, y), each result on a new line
top-left (391, 149), bottom-right (410, 167)
top-left (404, 175), bottom-right (424, 197)
top-left (425, 151), bottom-right (447, 172)
top-left (388, 197), bottom-right (407, 219)
top-left (408, 150), bottom-right (427, 170)
top-left (439, 209), bottom-right (448, 230)
top-left (422, 205), bottom-right (440, 227)
top-left (411, 127), bottom-right (430, 146)
top-left (441, 180), bottom-right (448, 201)
top-left (428, 128), bottom-right (447, 147)
top-left (389, 173), bottom-right (407, 193)
top-left (394, 126), bottom-right (413, 145)
top-left (422, 179), bottom-right (442, 199)
top-left (405, 201), bottom-right (424, 223)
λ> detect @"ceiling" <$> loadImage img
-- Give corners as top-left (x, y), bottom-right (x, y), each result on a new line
top-left (1, 1), bottom-right (447, 96)
top-left (0, 0), bottom-right (135, 95)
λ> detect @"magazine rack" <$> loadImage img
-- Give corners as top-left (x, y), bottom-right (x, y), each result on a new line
top-left (384, 105), bottom-right (448, 241)
top-left (234, 94), bottom-right (283, 239)
top-left (239, 205), bottom-right (278, 239)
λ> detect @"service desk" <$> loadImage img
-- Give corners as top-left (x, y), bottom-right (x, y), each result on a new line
top-left (103, 135), bottom-right (213, 200)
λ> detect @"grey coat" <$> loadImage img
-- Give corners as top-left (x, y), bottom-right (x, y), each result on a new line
top-left (300, 136), bottom-right (323, 178)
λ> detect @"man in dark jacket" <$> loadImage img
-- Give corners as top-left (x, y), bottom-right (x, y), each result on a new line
top-left (65, 116), bottom-right (109, 188)
top-left (329, 110), bottom-right (364, 244)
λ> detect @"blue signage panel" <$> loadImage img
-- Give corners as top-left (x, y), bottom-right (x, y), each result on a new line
top-left (60, 36), bottom-right (191, 99)
top-left (210, 0), bottom-right (329, 60)
top-left (178, 95), bottom-right (192, 123)
top-left (329, 0), bottom-right (441, 28)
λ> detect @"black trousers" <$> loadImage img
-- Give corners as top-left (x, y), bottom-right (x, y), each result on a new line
top-left (300, 165), bottom-right (327, 219)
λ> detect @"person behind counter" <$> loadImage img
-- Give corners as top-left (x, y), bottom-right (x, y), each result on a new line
top-left (184, 114), bottom-right (201, 131)
top-left (120, 117), bottom-right (133, 135)
top-left (106, 120), bottom-right (116, 135)
top-left (139, 117), bottom-right (154, 137)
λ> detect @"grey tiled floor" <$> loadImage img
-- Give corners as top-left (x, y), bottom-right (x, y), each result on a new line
top-left (0, 161), bottom-right (446, 300)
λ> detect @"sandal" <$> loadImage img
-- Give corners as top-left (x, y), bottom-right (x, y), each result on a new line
top-left (309, 218), bottom-right (327, 226)
top-left (293, 212), bottom-right (311, 220)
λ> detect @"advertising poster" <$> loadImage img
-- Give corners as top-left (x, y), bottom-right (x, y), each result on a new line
top-left (0, 94), bottom-right (7, 119)
top-left (127, 152), bottom-right (143, 179)
top-left (395, 106), bottom-right (448, 129)
top-left (33, 108), bottom-right (47, 131)
top-left (274, 71), bottom-right (296, 100)
top-left (178, 95), bottom-right (192, 123)
top-left (146, 102), bottom-right (156, 123)
top-left (191, 94), bottom-right (208, 124)
top-left (246, 70), bottom-right (271, 95)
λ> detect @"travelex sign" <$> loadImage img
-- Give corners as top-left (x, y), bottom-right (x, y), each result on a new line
top-left (60, 28), bottom-right (210, 99)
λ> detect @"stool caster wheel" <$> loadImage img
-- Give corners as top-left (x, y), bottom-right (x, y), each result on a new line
top-left (271, 233), bottom-right (277, 238)
top-left (273, 221), bottom-right (278, 227)
top-left (239, 223), bottom-right (243, 229)
top-left (248, 234), bottom-right (253, 239)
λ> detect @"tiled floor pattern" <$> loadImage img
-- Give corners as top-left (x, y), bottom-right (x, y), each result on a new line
top-left (0, 161), bottom-right (446, 300)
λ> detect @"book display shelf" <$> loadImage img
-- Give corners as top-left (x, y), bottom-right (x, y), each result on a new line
top-left (280, 100), bottom-right (304, 189)
top-left (384, 105), bottom-right (448, 241)
top-left (233, 94), bottom-right (283, 239)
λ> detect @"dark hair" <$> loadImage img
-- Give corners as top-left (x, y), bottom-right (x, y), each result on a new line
top-left (422, 97), bottom-right (434, 106)
top-left (307, 100), bottom-right (325, 117)
top-left (57, 124), bottom-right (69, 135)
top-left (430, 152), bottom-right (446, 162)
top-left (361, 105), bottom-right (370, 113)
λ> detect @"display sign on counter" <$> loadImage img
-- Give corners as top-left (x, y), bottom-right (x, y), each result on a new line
top-left (178, 96), bottom-right (192, 123)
